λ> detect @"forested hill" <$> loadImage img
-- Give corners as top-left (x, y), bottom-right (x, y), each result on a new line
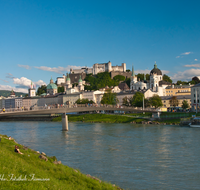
top-left (0, 90), bottom-right (26, 97)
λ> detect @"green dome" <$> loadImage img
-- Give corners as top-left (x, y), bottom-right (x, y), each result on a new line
top-left (78, 75), bottom-right (82, 82)
top-left (47, 83), bottom-right (57, 89)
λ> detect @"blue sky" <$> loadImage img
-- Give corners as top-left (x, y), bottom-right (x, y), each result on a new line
top-left (0, 0), bottom-right (200, 93)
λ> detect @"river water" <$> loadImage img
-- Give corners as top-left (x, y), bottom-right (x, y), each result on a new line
top-left (0, 121), bottom-right (200, 189)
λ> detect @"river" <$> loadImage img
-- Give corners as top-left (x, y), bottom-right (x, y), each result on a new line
top-left (0, 121), bottom-right (200, 189)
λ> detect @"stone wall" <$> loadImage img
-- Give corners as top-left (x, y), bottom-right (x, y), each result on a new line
top-left (110, 71), bottom-right (132, 79)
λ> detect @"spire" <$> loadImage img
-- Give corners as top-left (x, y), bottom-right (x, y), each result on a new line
top-left (154, 61), bottom-right (157, 69)
top-left (132, 65), bottom-right (135, 77)
top-left (144, 74), bottom-right (146, 81)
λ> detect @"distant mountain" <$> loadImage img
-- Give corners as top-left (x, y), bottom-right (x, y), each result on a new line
top-left (0, 90), bottom-right (27, 97)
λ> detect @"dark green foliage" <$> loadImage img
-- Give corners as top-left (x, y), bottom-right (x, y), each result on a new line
top-left (192, 76), bottom-right (200, 84)
top-left (58, 86), bottom-right (64, 93)
top-left (182, 100), bottom-right (189, 109)
top-left (113, 75), bottom-right (125, 82)
top-left (137, 73), bottom-right (150, 81)
top-left (36, 85), bottom-right (47, 95)
top-left (130, 92), bottom-right (144, 107)
top-left (163, 74), bottom-right (172, 83)
top-left (125, 78), bottom-right (130, 88)
top-left (149, 95), bottom-right (163, 108)
top-left (0, 90), bottom-right (26, 97)
top-left (176, 80), bottom-right (188, 85)
top-left (84, 72), bottom-right (122, 90)
top-left (101, 91), bottom-right (119, 105)
top-left (75, 98), bottom-right (94, 104)
top-left (126, 69), bottom-right (130, 72)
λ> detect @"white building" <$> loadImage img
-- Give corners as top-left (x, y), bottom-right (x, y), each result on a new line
top-left (191, 83), bottom-right (200, 111)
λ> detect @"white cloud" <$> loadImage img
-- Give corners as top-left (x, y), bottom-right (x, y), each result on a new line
top-left (184, 64), bottom-right (200, 68)
top-left (181, 52), bottom-right (192, 55)
top-left (176, 56), bottom-right (180, 58)
top-left (170, 68), bottom-right (200, 82)
top-left (195, 59), bottom-right (198, 61)
top-left (0, 84), bottom-right (28, 93)
top-left (18, 64), bottom-right (32, 70)
top-left (34, 65), bottom-right (82, 74)
top-left (13, 77), bottom-right (46, 88)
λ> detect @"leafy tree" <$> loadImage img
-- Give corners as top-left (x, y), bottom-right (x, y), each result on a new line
top-left (163, 74), bottom-right (172, 83)
top-left (149, 95), bottom-right (163, 109)
top-left (126, 69), bottom-right (130, 72)
top-left (192, 76), bottom-right (200, 84)
top-left (182, 100), bottom-right (189, 109)
top-left (122, 96), bottom-right (130, 106)
top-left (101, 91), bottom-right (119, 105)
top-left (75, 98), bottom-right (94, 104)
top-left (130, 92), bottom-right (144, 107)
top-left (137, 73), bottom-right (150, 81)
top-left (125, 78), bottom-right (130, 88)
top-left (113, 75), bottom-right (125, 82)
top-left (37, 85), bottom-right (47, 95)
top-left (58, 86), bottom-right (64, 93)
top-left (176, 80), bottom-right (188, 85)
top-left (169, 96), bottom-right (179, 108)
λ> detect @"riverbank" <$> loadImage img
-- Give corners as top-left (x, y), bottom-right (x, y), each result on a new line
top-left (52, 113), bottom-right (183, 125)
top-left (0, 134), bottom-right (121, 190)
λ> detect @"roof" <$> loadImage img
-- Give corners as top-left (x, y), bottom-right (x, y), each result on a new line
top-left (118, 83), bottom-right (130, 90)
top-left (150, 63), bottom-right (162, 75)
top-left (191, 83), bottom-right (200, 88)
top-left (47, 83), bottom-right (57, 90)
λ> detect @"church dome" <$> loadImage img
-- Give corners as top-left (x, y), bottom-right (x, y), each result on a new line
top-left (150, 63), bottom-right (162, 75)
top-left (47, 83), bottom-right (57, 90)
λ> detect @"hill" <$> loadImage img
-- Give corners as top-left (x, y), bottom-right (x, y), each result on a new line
top-left (0, 90), bottom-right (26, 97)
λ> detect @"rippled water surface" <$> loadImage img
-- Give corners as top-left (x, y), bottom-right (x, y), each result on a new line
top-left (0, 121), bottom-right (200, 189)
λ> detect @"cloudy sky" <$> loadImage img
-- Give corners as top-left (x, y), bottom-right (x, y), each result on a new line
top-left (0, 0), bottom-right (200, 93)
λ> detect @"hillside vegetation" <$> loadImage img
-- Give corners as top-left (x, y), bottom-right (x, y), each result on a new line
top-left (0, 90), bottom-right (26, 97)
top-left (0, 134), bottom-right (120, 190)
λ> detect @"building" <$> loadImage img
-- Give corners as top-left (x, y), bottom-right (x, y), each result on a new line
top-left (191, 83), bottom-right (200, 111)
top-left (70, 61), bottom-right (126, 75)
top-left (47, 78), bottom-right (57, 95)
top-left (160, 95), bottom-right (191, 109)
top-left (130, 62), bottom-right (169, 97)
top-left (28, 81), bottom-right (36, 97)
top-left (165, 84), bottom-right (192, 96)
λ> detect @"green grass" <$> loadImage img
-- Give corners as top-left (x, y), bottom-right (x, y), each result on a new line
top-left (0, 134), bottom-right (120, 190)
top-left (52, 114), bottom-right (148, 123)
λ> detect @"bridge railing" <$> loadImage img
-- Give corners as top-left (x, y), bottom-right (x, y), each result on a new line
top-left (1, 104), bottom-right (156, 113)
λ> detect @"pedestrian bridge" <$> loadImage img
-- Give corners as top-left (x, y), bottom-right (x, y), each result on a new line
top-left (0, 105), bottom-right (159, 130)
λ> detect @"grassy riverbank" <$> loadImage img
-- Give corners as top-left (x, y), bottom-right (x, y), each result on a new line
top-left (0, 134), bottom-right (120, 190)
top-left (52, 113), bottom-right (200, 125)
top-left (52, 113), bottom-right (148, 123)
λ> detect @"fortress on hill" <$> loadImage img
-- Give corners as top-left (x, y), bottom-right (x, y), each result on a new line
top-left (70, 61), bottom-right (126, 75)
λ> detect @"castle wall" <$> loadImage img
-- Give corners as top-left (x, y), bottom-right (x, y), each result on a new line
top-left (110, 71), bottom-right (132, 79)
top-left (69, 73), bottom-right (87, 84)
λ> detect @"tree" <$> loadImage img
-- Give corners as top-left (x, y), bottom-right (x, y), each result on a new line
top-left (113, 75), bottom-right (125, 82)
top-left (122, 96), bottom-right (130, 106)
top-left (182, 100), bottom-right (189, 109)
top-left (37, 85), bottom-right (47, 95)
top-left (75, 98), bottom-right (94, 104)
top-left (125, 78), bottom-right (130, 88)
top-left (101, 91), bottom-right (119, 105)
top-left (58, 86), bottom-right (64, 93)
top-left (192, 76), bottom-right (200, 84)
top-left (169, 96), bottom-right (179, 108)
top-left (149, 95), bottom-right (163, 109)
top-left (130, 92), bottom-right (144, 107)
top-left (137, 73), bottom-right (150, 81)
top-left (163, 74), bottom-right (172, 83)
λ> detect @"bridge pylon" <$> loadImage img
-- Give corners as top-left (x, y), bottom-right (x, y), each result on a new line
top-left (62, 113), bottom-right (68, 131)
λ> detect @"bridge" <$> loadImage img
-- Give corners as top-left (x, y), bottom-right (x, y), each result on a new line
top-left (0, 105), bottom-right (159, 131)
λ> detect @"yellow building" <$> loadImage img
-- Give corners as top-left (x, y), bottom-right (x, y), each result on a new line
top-left (161, 95), bottom-right (191, 109)
top-left (165, 84), bottom-right (192, 96)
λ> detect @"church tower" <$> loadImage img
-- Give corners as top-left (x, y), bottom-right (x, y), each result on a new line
top-left (28, 81), bottom-right (36, 97)
top-left (65, 73), bottom-right (72, 91)
top-left (130, 65), bottom-right (137, 90)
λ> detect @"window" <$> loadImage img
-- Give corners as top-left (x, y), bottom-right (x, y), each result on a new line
top-left (194, 100), bottom-right (196, 103)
